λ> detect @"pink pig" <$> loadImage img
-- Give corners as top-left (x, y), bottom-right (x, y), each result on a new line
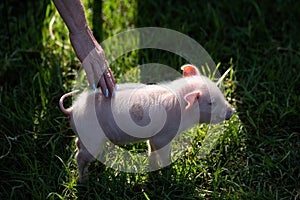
top-left (60, 64), bottom-right (235, 182)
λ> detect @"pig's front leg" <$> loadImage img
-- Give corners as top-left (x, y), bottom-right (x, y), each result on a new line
top-left (148, 140), bottom-right (159, 168)
top-left (148, 140), bottom-right (172, 169)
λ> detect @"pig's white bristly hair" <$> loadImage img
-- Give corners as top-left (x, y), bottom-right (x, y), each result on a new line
top-left (216, 67), bottom-right (231, 87)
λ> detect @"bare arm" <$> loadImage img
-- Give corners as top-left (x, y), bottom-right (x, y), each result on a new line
top-left (53, 0), bottom-right (115, 96)
top-left (52, 0), bottom-right (87, 34)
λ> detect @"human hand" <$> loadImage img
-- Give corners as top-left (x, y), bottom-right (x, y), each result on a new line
top-left (70, 27), bottom-right (115, 97)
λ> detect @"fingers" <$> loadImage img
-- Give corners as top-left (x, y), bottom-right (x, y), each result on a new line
top-left (83, 61), bottom-right (95, 88)
top-left (82, 48), bottom-right (116, 96)
top-left (107, 65), bottom-right (116, 85)
top-left (97, 67), bottom-right (115, 97)
top-left (104, 67), bottom-right (116, 96)
top-left (98, 75), bottom-right (107, 96)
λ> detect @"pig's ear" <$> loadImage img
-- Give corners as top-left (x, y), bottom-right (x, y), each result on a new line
top-left (184, 90), bottom-right (201, 110)
top-left (181, 64), bottom-right (201, 77)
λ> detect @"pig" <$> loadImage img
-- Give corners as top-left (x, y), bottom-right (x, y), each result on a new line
top-left (59, 64), bottom-right (235, 183)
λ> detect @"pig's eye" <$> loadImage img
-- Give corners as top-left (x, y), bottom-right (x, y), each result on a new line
top-left (208, 98), bottom-right (216, 106)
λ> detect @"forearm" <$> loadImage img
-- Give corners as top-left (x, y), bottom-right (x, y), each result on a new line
top-left (52, 0), bottom-right (115, 93)
top-left (53, 0), bottom-right (98, 61)
top-left (52, 0), bottom-right (88, 34)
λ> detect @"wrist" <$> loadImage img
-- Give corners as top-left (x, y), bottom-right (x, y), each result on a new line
top-left (69, 26), bottom-right (98, 62)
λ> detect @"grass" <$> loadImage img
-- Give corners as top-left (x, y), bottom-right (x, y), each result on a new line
top-left (1, 0), bottom-right (299, 199)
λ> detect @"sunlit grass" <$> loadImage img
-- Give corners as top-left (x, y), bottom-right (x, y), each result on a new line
top-left (0, 0), bottom-right (299, 199)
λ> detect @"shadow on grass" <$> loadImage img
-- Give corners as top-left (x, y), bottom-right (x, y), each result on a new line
top-left (0, 0), bottom-right (299, 199)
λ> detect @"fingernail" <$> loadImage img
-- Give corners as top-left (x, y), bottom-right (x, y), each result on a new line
top-left (105, 89), bottom-right (109, 97)
top-left (92, 84), bottom-right (96, 91)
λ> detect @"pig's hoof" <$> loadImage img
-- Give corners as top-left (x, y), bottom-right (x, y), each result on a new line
top-left (78, 175), bottom-right (89, 183)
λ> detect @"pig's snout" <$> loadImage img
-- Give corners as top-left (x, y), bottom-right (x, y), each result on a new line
top-left (59, 90), bottom-right (79, 115)
top-left (225, 106), bottom-right (236, 120)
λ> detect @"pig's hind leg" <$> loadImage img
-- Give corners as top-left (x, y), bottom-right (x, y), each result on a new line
top-left (75, 138), bottom-right (94, 183)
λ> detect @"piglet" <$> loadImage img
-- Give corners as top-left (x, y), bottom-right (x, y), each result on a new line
top-left (59, 64), bottom-right (235, 182)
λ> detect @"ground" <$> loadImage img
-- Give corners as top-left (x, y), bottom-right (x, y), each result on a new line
top-left (0, 0), bottom-right (299, 199)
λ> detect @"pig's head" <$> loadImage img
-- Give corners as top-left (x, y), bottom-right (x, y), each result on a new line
top-left (181, 64), bottom-right (235, 124)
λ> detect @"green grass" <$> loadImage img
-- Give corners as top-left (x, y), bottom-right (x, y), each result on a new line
top-left (1, 0), bottom-right (299, 199)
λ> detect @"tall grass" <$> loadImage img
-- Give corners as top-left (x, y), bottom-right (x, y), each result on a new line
top-left (0, 0), bottom-right (299, 199)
